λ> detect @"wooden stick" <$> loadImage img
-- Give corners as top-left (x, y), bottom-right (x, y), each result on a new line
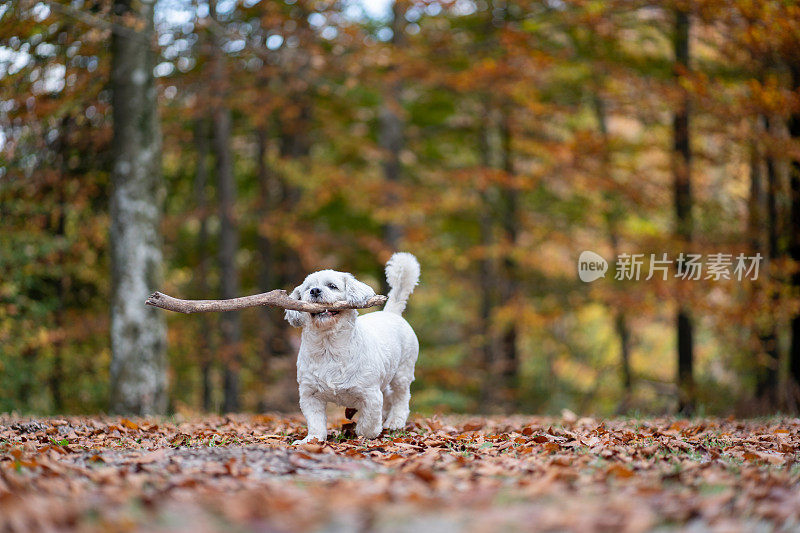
top-left (145, 290), bottom-right (388, 314)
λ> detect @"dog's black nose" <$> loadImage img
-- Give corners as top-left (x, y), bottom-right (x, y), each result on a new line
top-left (310, 287), bottom-right (321, 298)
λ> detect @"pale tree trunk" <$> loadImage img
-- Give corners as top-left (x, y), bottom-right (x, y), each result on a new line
top-left (210, 0), bottom-right (242, 413)
top-left (673, 9), bottom-right (695, 415)
top-left (109, 0), bottom-right (167, 415)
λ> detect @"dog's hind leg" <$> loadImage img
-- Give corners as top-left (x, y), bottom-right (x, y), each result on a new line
top-left (381, 384), bottom-right (393, 422)
top-left (382, 377), bottom-right (411, 430)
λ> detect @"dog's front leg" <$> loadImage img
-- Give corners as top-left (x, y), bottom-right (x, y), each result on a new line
top-left (294, 392), bottom-right (327, 444)
top-left (355, 388), bottom-right (383, 439)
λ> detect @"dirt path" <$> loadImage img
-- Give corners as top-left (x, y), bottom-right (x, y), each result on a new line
top-left (1, 414), bottom-right (798, 531)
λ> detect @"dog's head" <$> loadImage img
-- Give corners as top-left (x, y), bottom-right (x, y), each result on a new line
top-left (284, 269), bottom-right (375, 330)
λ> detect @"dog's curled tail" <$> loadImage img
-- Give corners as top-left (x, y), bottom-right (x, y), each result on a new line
top-left (384, 252), bottom-right (420, 315)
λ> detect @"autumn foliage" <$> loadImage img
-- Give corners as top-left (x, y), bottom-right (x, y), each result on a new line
top-left (2, 413), bottom-right (800, 531)
top-left (2, 1), bottom-right (800, 415)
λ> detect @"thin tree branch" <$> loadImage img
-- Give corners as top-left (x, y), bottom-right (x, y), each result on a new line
top-left (145, 290), bottom-right (388, 314)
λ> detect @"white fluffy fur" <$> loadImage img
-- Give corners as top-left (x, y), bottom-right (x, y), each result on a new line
top-left (285, 253), bottom-right (420, 443)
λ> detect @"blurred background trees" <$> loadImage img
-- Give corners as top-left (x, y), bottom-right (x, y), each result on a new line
top-left (2, 0), bottom-right (800, 416)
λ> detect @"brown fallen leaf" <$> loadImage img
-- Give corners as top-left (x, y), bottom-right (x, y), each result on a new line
top-left (299, 442), bottom-right (325, 454)
top-left (755, 451), bottom-right (784, 465)
top-left (742, 451), bottom-right (760, 462)
top-left (170, 434), bottom-right (190, 447)
top-left (411, 466), bottom-right (436, 484)
top-left (606, 464), bottom-right (635, 478)
top-left (543, 442), bottom-right (561, 453)
top-left (550, 456), bottom-right (572, 467)
top-left (120, 419), bottom-right (139, 431)
top-left (463, 421), bottom-right (484, 432)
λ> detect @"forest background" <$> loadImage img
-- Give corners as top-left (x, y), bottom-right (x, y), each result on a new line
top-left (3, 0), bottom-right (800, 418)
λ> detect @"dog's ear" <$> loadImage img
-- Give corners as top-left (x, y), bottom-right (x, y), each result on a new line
top-left (343, 274), bottom-right (375, 306)
top-left (284, 286), bottom-right (308, 328)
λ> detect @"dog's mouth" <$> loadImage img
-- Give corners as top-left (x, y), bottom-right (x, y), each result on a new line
top-left (311, 310), bottom-right (340, 318)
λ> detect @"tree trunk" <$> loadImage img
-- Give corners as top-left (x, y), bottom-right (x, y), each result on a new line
top-left (477, 2), bottom-right (500, 410)
top-left (498, 109), bottom-right (519, 407)
top-left (756, 115), bottom-right (779, 406)
top-left (610, 232), bottom-right (633, 407)
top-left (788, 62), bottom-right (800, 407)
top-left (592, 92), bottom-right (634, 407)
top-left (50, 114), bottom-right (76, 412)
top-left (275, 104), bottom-right (309, 363)
top-left (210, 0), bottom-right (241, 413)
top-left (616, 312), bottom-right (632, 388)
top-left (477, 104), bottom-right (497, 409)
top-left (380, 0), bottom-right (406, 253)
top-left (673, 9), bottom-right (695, 415)
top-left (194, 117), bottom-right (214, 412)
top-left (279, 104), bottom-right (312, 161)
top-left (748, 137), bottom-right (764, 255)
top-left (109, 0), bottom-right (167, 415)
top-left (255, 126), bottom-right (276, 409)
top-left (256, 127), bottom-right (274, 307)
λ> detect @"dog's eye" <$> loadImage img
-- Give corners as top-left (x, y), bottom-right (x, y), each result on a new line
top-left (327, 283), bottom-right (338, 290)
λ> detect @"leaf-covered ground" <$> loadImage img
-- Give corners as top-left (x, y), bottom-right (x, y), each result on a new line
top-left (1, 413), bottom-right (799, 532)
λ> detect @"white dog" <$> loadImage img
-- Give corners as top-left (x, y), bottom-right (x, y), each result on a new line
top-left (285, 253), bottom-right (420, 443)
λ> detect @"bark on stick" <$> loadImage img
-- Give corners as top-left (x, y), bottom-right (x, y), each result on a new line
top-left (145, 291), bottom-right (387, 314)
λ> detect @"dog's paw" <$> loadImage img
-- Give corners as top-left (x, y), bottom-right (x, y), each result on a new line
top-left (383, 417), bottom-right (407, 431)
top-left (355, 425), bottom-right (382, 439)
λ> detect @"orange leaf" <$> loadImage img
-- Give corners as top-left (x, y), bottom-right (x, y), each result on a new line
top-left (120, 419), bottom-right (139, 431)
top-left (463, 421), bottom-right (483, 432)
top-left (544, 442), bottom-right (561, 453)
top-left (606, 464), bottom-right (634, 478)
top-left (300, 442), bottom-right (324, 454)
top-left (412, 467), bottom-right (436, 484)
